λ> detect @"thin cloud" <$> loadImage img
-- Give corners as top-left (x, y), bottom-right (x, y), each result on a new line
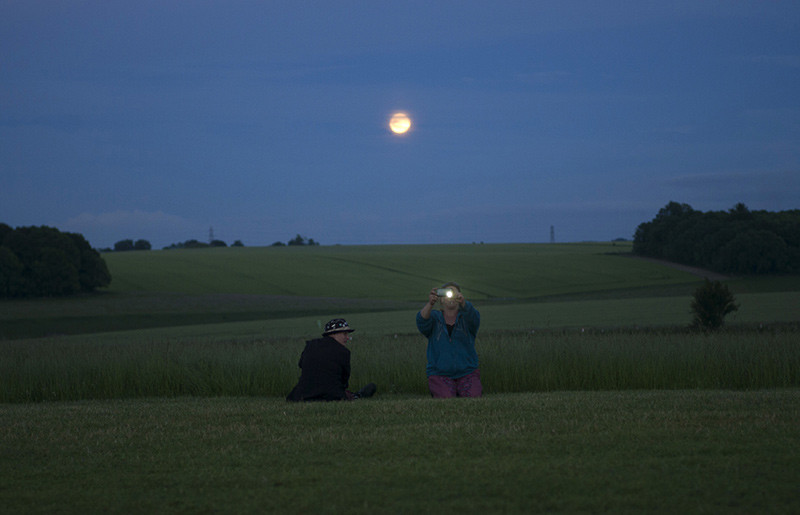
top-left (516, 70), bottom-right (574, 85)
top-left (664, 171), bottom-right (754, 188)
top-left (662, 170), bottom-right (800, 210)
top-left (62, 210), bottom-right (202, 248)
top-left (65, 210), bottom-right (192, 228)
top-left (664, 170), bottom-right (797, 189)
top-left (742, 54), bottom-right (800, 68)
top-left (657, 125), bottom-right (697, 135)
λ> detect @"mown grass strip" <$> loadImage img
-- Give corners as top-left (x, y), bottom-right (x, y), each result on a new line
top-left (1, 391), bottom-right (798, 513)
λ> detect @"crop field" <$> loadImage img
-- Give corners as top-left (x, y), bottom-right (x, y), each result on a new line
top-left (3, 242), bottom-right (798, 339)
top-left (2, 242), bottom-right (799, 513)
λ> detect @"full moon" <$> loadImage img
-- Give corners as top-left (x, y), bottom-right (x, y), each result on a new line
top-left (389, 112), bottom-right (411, 134)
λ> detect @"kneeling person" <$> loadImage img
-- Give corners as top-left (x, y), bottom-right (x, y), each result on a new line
top-left (286, 318), bottom-right (376, 402)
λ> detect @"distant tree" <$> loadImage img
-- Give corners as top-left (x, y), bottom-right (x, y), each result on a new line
top-left (30, 247), bottom-right (80, 296)
top-left (232, 240), bottom-right (244, 247)
top-left (690, 279), bottom-right (739, 332)
top-left (114, 239), bottom-right (135, 252)
top-left (728, 202), bottom-right (753, 222)
top-left (288, 234), bottom-right (306, 246)
top-left (0, 223), bottom-right (12, 245)
top-left (209, 240), bottom-right (227, 247)
top-left (286, 234), bottom-right (319, 246)
top-left (4, 226), bottom-right (78, 266)
top-left (633, 201), bottom-right (695, 259)
top-left (714, 230), bottom-right (789, 274)
top-left (68, 232), bottom-right (111, 292)
top-left (0, 246), bottom-right (24, 296)
top-left (0, 225), bottom-right (110, 297)
top-left (271, 241), bottom-right (286, 247)
top-left (163, 239), bottom-right (213, 250)
top-left (134, 239), bottom-right (151, 251)
top-left (634, 202), bottom-right (800, 275)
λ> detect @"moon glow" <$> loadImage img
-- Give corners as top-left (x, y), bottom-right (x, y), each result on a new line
top-left (389, 112), bottom-right (411, 134)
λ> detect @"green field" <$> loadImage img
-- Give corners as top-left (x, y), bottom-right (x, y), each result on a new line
top-left (2, 242), bottom-right (799, 513)
top-left (3, 391), bottom-right (798, 514)
top-left (2, 242), bottom-right (798, 340)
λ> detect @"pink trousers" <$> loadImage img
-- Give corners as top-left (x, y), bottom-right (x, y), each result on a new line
top-left (428, 369), bottom-right (482, 398)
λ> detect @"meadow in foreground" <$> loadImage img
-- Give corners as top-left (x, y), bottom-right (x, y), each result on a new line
top-left (2, 390), bottom-right (798, 514)
top-left (2, 243), bottom-right (798, 513)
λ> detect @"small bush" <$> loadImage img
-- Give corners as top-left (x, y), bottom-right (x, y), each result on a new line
top-left (690, 279), bottom-right (738, 331)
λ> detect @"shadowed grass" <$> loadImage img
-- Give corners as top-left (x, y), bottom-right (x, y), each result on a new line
top-left (1, 391), bottom-right (798, 513)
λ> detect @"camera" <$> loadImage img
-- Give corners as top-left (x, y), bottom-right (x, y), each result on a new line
top-left (436, 288), bottom-right (454, 299)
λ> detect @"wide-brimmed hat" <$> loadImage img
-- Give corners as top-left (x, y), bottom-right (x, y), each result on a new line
top-left (323, 318), bottom-right (355, 336)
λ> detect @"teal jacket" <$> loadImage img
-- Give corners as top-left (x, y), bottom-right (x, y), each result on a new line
top-left (416, 301), bottom-right (480, 378)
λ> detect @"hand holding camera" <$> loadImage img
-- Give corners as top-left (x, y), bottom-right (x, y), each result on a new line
top-left (435, 287), bottom-right (464, 307)
top-left (421, 282), bottom-right (466, 320)
top-left (436, 288), bottom-right (454, 299)
top-left (429, 287), bottom-right (458, 306)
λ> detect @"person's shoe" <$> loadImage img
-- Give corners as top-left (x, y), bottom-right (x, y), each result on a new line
top-left (355, 383), bottom-right (377, 399)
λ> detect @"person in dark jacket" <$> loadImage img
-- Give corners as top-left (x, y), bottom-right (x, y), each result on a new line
top-left (286, 318), bottom-right (376, 402)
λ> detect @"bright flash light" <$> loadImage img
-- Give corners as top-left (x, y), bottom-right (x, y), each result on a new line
top-left (436, 288), bottom-right (454, 298)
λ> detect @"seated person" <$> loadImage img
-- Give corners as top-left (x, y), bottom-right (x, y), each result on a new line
top-left (286, 318), bottom-right (376, 402)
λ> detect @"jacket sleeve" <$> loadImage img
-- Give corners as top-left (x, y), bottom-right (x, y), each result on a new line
top-left (416, 311), bottom-right (434, 336)
top-left (461, 301), bottom-right (480, 335)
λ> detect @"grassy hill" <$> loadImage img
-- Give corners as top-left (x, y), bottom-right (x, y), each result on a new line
top-left (103, 242), bottom-right (691, 299)
top-left (3, 242), bottom-right (798, 513)
top-left (1, 242), bottom-right (797, 339)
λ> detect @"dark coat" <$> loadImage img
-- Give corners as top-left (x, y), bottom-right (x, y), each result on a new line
top-left (286, 336), bottom-right (351, 402)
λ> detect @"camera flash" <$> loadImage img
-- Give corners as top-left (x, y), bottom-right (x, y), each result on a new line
top-left (437, 288), bottom-right (454, 298)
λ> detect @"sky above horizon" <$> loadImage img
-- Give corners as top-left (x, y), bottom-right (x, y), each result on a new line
top-left (2, 1), bottom-right (799, 249)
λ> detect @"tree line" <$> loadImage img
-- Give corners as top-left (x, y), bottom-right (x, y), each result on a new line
top-left (102, 239), bottom-right (244, 251)
top-left (161, 239), bottom-right (243, 250)
top-left (101, 234), bottom-right (321, 252)
top-left (0, 224), bottom-right (111, 298)
top-left (105, 234), bottom-right (319, 251)
top-left (633, 202), bottom-right (800, 274)
top-left (271, 234), bottom-right (320, 247)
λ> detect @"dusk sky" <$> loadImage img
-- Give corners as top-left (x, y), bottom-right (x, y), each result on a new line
top-left (3, 1), bottom-right (799, 249)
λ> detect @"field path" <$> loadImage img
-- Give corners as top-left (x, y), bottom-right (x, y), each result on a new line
top-left (629, 255), bottom-right (729, 281)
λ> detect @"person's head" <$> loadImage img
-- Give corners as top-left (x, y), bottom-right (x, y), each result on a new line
top-left (322, 318), bottom-right (354, 345)
top-left (439, 282), bottom-right (461, 309)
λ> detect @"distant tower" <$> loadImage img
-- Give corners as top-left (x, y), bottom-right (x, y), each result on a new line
top-left (209, 226), bottom-right (214, 243)
top-left (550, 225), bottom-right (555, 244)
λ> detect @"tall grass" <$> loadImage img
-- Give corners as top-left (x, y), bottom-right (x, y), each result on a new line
top-left (3, 327), bottom-right (798, 402)
top-left (479, 328), bottom-right (800, 391)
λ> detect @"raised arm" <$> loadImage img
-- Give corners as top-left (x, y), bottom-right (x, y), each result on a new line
top-left (419, 288), bottom-right (438, 320)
